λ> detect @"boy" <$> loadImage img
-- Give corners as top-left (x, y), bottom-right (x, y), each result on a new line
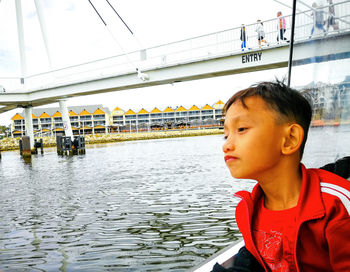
top-left (222, 81), bottom-right (350, 271)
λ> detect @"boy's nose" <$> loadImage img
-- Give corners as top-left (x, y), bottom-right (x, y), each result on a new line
top-left (222, 136), bottom-right (235, 153)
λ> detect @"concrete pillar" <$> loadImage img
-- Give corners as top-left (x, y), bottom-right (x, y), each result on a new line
top-left (15, 0), bottom-right (27, 83)
top-left (24, 107), bottom-right (34, 150)
top-left (58, 99), bottom-right (73, 140)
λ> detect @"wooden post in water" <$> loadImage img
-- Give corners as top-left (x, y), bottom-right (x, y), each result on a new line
top-left (56, 135), bottom-right (63, 155)
top-left (21, 136), bottom-right (31, 158)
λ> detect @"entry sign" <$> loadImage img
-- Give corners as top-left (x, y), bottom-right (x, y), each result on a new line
top-left (242, 52), bottom-right (262, 64)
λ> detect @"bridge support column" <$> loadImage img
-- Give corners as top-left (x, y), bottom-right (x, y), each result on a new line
top-left (15, 0), bottom-right (27, 84)
top-left (24, 106), bottom-right (34, 150)
top-left (59, 99), bottom-right (73, 140)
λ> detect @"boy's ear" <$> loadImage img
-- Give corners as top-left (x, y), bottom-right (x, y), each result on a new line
top-left (281, 124), bottom-right (304, 155)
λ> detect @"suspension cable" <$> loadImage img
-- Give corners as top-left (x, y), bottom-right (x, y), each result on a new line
top-left (104, 0), bottom-right (145, 50)
top-left (88, 0), bottom-right (106, 26)
top-left (87, 0), bottom-right (137, 70)
top-left (287, 0), bottom-right (297, 87)
top-left (105, 0), bottom-right (133, 35)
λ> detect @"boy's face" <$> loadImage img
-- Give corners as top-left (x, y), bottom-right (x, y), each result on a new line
top-left (223, 96), bottom-right (286, 180)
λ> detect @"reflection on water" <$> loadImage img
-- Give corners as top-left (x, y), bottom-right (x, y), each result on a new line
top-left (0, 128), bottom-right (349, 271)
top-left (0, 135), bottom-right (244, 271)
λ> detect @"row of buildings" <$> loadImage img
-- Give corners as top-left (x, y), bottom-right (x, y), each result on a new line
top-left (10, 101), bottom-right (225, 136)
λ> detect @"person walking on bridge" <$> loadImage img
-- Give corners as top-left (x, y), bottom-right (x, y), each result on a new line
top-left (240, 24), bottom-right (248, 51)
top-left (326, 0), bottom-right (338, 31)
top-left (256, 20), bottom-right (269, 48)
top-left (277, 11), bottom-right (289, 43)
top-left (309, 2), bottom-right (327, 38)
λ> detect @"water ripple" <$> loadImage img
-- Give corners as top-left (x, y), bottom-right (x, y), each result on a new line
top-left (1, 129), bottom-right (346, 271)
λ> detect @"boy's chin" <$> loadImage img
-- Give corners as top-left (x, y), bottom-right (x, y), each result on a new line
top-left (230, 172), bottom-right (246, 180)
top-left (230, 170), bottom-right (253, 180)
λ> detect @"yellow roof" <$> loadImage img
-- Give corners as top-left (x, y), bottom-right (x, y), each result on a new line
top-left (150, 107), bottom-right (162, 113)
top-left (39, 112), bottom-right (51, 118)
top-left (213, 100), bottom-right (225, 110)
top-left (11, 113), bottom-right (24, 120)
top-left (214, 100), bottom-right (224, 105)
top-left (112, 106), bottom-right (125, 115)
top-left (163, 106), bottom-right (174, 113)
top-left (138, 108), bottom-right (149, 114)
top-left (125, 109), bottom-right (136, 115)
top-left (69, 110), bottom-right (78, 116)
top-left (202, 104), bottom-right (213, 110)
top-left (188, 105), bottom-right (200, 111)
top-left (113, 106), bottom-right (123, 111)
top-left (176, 106), bottom-right (187, 112)
top-left (32, 114), bottom-right (37, 119)
top-left (52, 111), bottom-right (62, 117)
top-left (79, 109), bottom-right (91, 116)
top-left (93, 108), bottom-right (105, 115)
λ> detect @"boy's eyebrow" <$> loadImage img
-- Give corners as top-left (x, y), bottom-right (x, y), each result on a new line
top-left (226, 114), bottom-right (249, 124)
top-left (224, 115), bottom-right (250, 130)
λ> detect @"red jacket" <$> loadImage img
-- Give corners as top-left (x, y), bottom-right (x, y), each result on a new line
top-left (235, 164), bottom-right (350, 272)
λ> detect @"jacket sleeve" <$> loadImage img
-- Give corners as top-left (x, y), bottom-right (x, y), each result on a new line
top-left (326, 217), bottom-right (350, 271)
top-left (320, 156), bottom-right (350, 180)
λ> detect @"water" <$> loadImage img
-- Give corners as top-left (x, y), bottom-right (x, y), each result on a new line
top-left (0, 127), bottom-right (349, 271)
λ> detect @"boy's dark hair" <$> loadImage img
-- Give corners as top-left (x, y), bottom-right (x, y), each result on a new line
top-left (223, 81), bottom-right (312, 159)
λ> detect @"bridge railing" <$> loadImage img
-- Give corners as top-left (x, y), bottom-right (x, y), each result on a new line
top-left (1, 0), bottom-right (350, 93)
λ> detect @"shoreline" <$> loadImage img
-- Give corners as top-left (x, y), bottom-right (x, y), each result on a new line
top-left (0, 129), bottom-right (223, 152)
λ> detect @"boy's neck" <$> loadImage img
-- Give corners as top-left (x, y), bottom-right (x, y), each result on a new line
top-left (258, 160), bottom-right (302, 211)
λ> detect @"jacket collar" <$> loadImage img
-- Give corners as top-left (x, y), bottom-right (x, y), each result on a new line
top-left (235, 164), bottom-right (325, 224)
top-left (296, 164), bottom-right (325, 222)
top-left (234, 164), bottom-right (326, 272)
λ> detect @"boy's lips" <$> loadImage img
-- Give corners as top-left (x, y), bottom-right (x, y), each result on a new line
top-left (224, 155), bottom-right (238, 162)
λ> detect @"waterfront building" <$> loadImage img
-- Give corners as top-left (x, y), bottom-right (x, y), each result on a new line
top-left (11, 113), bottom-right (25, 137)
top-left (299, 79), bottom-right (350, 126)
top-left (150, 107), bottom-right (163, 126)
top-left (10, 105), bottom-right (110, 137)
top-left (69, 110), bottom-right (80, 134)
top-left (110, 107), bottom-right (125, 132)
top-left (188, 105), bottom-right (201, 122)
top-left (163, 107), bottom-right (175, 125)
top-left (10, 101), bottom-right (225, 136)
top-left (124, 109), bottom-right (137, 131)
top-left (213, 100), bottom-right (224, 120)
top-left (175, 106), bottom-right (188, 125)
top-left (109, 100), bottom-right (224, 132)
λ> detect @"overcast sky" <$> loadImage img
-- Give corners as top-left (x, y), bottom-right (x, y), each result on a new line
top-left (0, 0), bottom-right (331, 125)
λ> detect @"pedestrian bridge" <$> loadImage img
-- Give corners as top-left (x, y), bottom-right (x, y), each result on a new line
top-left (0, 0), bottom-right (350, 114)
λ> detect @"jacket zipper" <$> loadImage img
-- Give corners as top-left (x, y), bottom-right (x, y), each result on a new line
top-left (235, 193), bottom-right (270, 272)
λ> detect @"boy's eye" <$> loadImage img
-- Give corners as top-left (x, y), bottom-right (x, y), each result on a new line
top-left (238, 127), bottom-right (247, 132)
top-left (223, 135), bottom-right (228, 140)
